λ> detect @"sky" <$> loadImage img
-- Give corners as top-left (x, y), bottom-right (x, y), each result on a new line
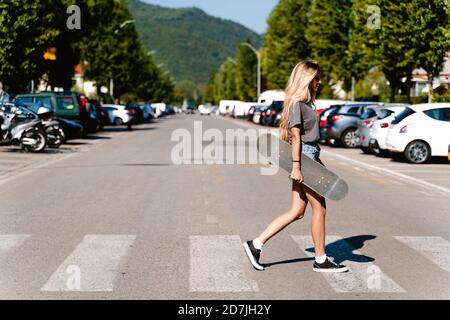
top-left (142, 0), bottom-right (279, 34)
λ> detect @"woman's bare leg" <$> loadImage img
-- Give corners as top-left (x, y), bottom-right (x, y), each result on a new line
top-left (257, 181), bottom-right (308, 244)
top-left (303, 186), bottom-right (327, 257)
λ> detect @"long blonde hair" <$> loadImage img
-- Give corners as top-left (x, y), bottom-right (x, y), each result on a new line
top-left (279, 60), bottom-right (320, 142)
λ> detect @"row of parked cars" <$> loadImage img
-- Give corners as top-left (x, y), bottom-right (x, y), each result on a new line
top-left (319, 102), bottom-right (450, 163)
top-left (243, 99), bottom-right (450, 164)
top-left (1, 91), bottom-right (177, 152)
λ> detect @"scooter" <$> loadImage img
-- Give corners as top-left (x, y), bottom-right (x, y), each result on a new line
top-left (18, 103), bottom-right (65, 148)
top-left (0, 104), bottom-right (47, 152)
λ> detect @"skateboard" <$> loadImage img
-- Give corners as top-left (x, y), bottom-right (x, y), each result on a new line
top-left (258, 133), bottom-right (348, 200)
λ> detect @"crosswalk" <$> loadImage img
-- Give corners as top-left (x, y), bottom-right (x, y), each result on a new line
top-left (0, 234), bottom-right (449, 295)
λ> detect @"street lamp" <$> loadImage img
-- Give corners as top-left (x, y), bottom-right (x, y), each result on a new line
top-left (110, 19), bottom-right (135, 99)
top-left (242, 43), bottom-right (261, 100)
top-left (114, 20), bottom-right (135, 34)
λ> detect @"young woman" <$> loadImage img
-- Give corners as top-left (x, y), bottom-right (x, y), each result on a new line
top-left (243, 60), bottom-right (348, 273)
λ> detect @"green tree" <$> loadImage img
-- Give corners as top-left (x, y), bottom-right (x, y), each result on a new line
top-left (410, 0), bottom-right (449, 103)
top-left (305, 0), bottom-right (353, 97)
top-left (236, 43), bottom-right (258, 101)
top-left (263, 0), bottom-right (311, 89)
top-left (0, 0), bottom-right (61, 92)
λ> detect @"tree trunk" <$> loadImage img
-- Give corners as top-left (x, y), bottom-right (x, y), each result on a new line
top-left (406, 72), bottom-right (412, 104)
top-left (390, 84), bottom-right (396, 103)
top-left (427, 73), bottom-right (433, 103)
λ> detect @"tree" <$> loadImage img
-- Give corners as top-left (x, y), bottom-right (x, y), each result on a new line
top-left (236, 43), bottom-right (258, 102)
top-left (263, 0), bottom-right (311, 89)
top-left (305, 0), bottom-right (353, 97)
top-left (411, 0), bottom-right (449, 103)
top-left (0, 0), bottom-right (61, 92)
top-left (0, 0), bottom-right (173, 101)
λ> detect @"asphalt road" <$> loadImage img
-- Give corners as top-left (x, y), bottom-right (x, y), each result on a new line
top-left (0, 114), bottom-right (449, 300)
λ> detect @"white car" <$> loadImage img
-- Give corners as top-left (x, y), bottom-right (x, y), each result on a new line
top-left (385, 103), bottom-right (450, 163)
top-left (198, 104), bottom-right (211, 115)
top-left (101, 104), bottom-right (135, 125)
top-left (365, 105), bottom-right (407, 155)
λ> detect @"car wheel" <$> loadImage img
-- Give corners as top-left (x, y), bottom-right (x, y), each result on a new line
top-left (369, 141), bottom-right (381, 156)
top-left (404, 140), bottom-right (431, 164)
top-left (114, 117), bottom-right (123, 126)
top-left (341, 129), bottom-right (359, 148)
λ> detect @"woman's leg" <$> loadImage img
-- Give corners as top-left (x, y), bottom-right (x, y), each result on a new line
top-left (257, 181), bottom-right (308, 245)
top-left (303, 186), bottom-right (327, 257)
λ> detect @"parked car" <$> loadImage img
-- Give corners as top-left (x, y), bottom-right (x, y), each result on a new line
top-left (319, 105), bottom-right (342, 143)
top-left (315, 99), bottom-right (349, 118)
top-left (323, 103), bottom-right (381, 148)
top-left (385, 103), bottom-right (450, 164)
top-left (363, 105), bottom-right (407, 156)
top-left (210, 106), bottom-right (220, 115)
top-left (356, 106), bottom-right (392, 154)
top-left (90, 100), bottom-right (109, 129)
top-left (198, 104), bottom-right (211, 115)
top-left (15, 91), bottom-right (90, 135)
top-left (101, 104), bottom-right (137, 127)
top-left (139, 103), bottom-right (155, 120)
top-left (185, 105), bottom-right (195, 114)
top-left (252, 106), bottom-right (270, 125)
top-left (260, 101), bottom-right (284, 126)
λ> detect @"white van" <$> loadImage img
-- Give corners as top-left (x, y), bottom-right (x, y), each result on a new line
top-left (258, 90), bottom-right (286, 106)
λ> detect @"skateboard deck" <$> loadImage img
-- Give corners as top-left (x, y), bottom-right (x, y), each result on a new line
top-left (258, 133), bottom-right (348, 200)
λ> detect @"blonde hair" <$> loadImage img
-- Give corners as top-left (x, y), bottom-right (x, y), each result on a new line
top-left (279, 60), bottom-right (320, 142)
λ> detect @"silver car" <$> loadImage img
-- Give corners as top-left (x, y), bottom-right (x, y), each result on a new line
top-left (357, 104), bottom-right (407, 154)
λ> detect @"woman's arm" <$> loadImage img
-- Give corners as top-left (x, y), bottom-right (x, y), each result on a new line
top-left (290, 126), bottom-right (304, 182)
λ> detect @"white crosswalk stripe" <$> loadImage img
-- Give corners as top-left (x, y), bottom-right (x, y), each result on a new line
top-left (0, 234), bottom-right (30, 258)
top-left (189, 235), bottom-right (259, 292)
top-left (41, 235), bottom-right (136, 292)
top-left (2, 233), bottom-right (449, 295)
top-left (291, 235), bottom-right (405, 293)
top-left (394, 236), bottom-right (450, 273)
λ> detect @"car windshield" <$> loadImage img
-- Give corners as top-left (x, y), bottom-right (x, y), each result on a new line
top-left (377, 109), bottom-right (394, 120)
top-left (391, 107), bottom-right (415, 124)
top-left (57, 96), bottom-right (76, 110)
top-left (360, 108), bottom-right (377, 120)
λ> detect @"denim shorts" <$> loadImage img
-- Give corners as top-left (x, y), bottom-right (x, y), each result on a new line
top-left (302, 142), bottom-right (321, 162)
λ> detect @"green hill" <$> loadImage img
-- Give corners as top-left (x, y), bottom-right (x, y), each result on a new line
top-left (126, 0), bottom-right (262, 84)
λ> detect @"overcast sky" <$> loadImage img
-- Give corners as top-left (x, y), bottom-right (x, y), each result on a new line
top-left (141, 0), bottom-right (279, 34)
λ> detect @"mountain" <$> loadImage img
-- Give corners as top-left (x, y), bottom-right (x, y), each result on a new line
top-left (126, 0), bottom-right (262, 85)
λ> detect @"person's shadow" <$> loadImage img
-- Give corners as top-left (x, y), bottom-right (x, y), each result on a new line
top-left (264, 235), bottom-right (376, 268)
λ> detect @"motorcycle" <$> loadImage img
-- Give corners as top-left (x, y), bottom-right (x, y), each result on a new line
top-left (0, 103), bottom-right (47, 152)
top-left (18, 103), bottom-right (65, 148)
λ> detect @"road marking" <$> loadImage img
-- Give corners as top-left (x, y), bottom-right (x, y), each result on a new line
top-left (189, 235), bottom-right (258, 292)
top-left (0, 235), bottom-right (30, 258)
top-left (395, 170), bottom-right (450, 174)
top-left (41, 235), bottom-right (136, 292)
top-left (416, 190), bottom-right (434, 197)
top-left (291, 235), bottom-right (405, 293)
top-left (321, 150), bottom-right (450, 196)
top-left (394, 236), bottom-right (450, 273)
top-left (353, 167), bottom-right (364, 172)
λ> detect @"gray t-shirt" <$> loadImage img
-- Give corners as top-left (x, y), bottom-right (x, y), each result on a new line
top-left (287, 101), bottom-right (320, 144)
